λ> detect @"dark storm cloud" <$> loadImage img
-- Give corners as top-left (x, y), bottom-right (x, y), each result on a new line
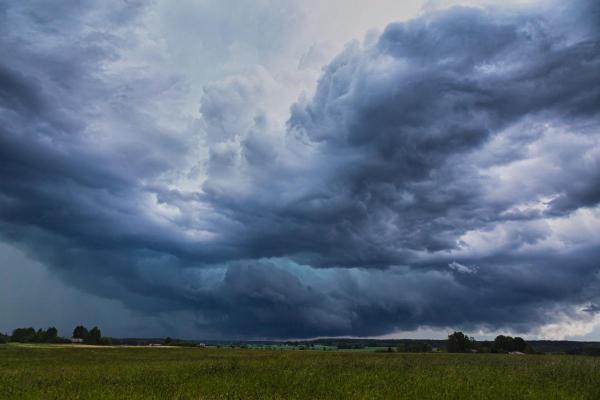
top-left (1, 0), bottom-right (600, 338)
top-left (206, 3), bottom-right (600, 269)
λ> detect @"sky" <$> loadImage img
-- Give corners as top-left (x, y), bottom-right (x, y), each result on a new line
top-left (0, 0), bottom-right (599, 341)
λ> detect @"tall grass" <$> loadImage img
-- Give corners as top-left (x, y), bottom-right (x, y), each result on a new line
top-left (1, 344), bottom-right (599, 399)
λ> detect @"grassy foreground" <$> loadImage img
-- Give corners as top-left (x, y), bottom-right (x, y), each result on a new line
top-left (1, 344), bottom-right (600, 399)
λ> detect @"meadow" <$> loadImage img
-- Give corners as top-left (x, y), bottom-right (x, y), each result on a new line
top-left (1, 344), bottom-right (600, 399)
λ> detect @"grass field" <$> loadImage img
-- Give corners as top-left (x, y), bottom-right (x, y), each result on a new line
top-left (1, 344), bottom-right (600, 399)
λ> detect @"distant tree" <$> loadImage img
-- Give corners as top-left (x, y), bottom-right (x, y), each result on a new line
top-left (36, 328), bottom-right (46, 342)
top-left (567, 347), bottom-right (600, 356)
top-left (87, 326), bottom-right (101, 344)
top-left (447, 331), bottom-right (475, 353)
top-left (98, 337), bottom-right (112, 346)
top-left (73, 325), bottom-right (89, 340)
top-left (406, 342), bottom-right (433, 353)
top-left (476, 340), bottom-right (493, 353)
top-left (0, 333), bottom-right (8, 344)
top-left (10, 327), bottom-right (61, 343)
top-left (164, 337), bottom-right (173, 345)
top-left (513, 337), bottom-right (532, 353)
top-left (493, 335), bottom-right (532, 353)
top-left (36, 328), bottom-right (53, 342)
top-left (493, 335), bottom-right (515, 352)
top-left (11, 327), bottom-right (36, 343)
top-left (47, 327), bottom-right (58, 337)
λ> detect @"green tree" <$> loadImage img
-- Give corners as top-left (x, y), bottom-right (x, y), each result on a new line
top-left (493, 335), bottom-right (515, 352)
top-left (73, 325), bottom-right (89, 340)
top-left (493, 335), bottom-right (532, 353)
top-left (11, 327), bottom-right (36, 343)
top-left (35, 328), bottom-right (44, 342)
top-left (447, 331), bottom-right (475, 353)
top-left (410, 342), bottom-right (433, 352)
top-left (513, 337), bottom-right (533, 353)
top-left (36, 327), bottom-right (59, 343)
top-left (87, 326), bottom-right (101, 344)
top-left (45, 327), bottom-right (58, 342)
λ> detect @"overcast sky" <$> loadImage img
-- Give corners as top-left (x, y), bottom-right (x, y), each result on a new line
top-left (1, 0), bottom-right (599, 340)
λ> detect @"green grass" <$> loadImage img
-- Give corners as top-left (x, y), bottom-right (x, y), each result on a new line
top-left (1, 344), bottom-right (600, 399)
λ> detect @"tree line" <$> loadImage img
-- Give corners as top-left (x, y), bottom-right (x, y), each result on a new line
top-left (1, 325), bottom-right (109, 345)
top-left (72, 325), bottom-right (109, 345)
top-left (0, 328), bottom-right (585, 355)
top-left (6, 327), bottom-right (65, 344)
top-left (447, 331), bottom-right (534, 353)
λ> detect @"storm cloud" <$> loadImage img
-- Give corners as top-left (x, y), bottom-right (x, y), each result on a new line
top-left (1, 0), bottom-right (599, 339)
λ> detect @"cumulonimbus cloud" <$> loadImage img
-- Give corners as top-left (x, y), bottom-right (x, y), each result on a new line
top-left (1, 0), bottom-right (599, 338)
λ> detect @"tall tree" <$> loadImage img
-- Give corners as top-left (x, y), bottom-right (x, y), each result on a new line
top-left (45, 327), bottom-right (58, 342)
top-left (11, 327), bottom-right (36, 343)
top-left (87, 326), bottom-right (101, 344)
top-left (73, 325), bottom-right (89, 340)
top-left (493, 335), bottom-right (532, 353)
top-left (447, 331), bottom-right (475, 353)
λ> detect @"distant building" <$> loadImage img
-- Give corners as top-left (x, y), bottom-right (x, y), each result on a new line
top-left (197, 343), bottom-right (206, 348)
top-left (70, 338), bottom-right (84, 343)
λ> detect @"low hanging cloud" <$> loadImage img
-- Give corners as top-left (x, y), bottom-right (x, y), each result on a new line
top-left (1, 0), bottom-right (600, 338)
